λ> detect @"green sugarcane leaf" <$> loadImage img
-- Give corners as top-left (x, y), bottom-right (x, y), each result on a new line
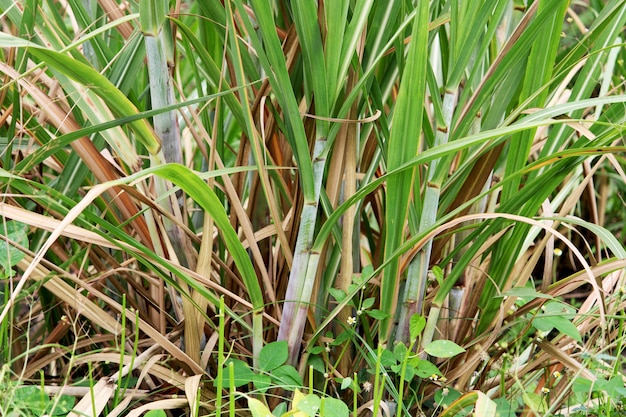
top-left (24, 46), bottom-right (161, 155)
top-left (0, 32), bottom-right (38, 47)
top-left (380, 0), bottom-right (429, 341)
top-left (240, 0), bottom-right (315, 198)
top-left (147, 164), bottom-right (263, 310)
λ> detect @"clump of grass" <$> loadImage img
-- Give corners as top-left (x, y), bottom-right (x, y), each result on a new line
top-left (0, 0), bottom-right (626, 416)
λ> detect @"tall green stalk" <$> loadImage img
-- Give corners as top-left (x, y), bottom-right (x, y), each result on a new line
top-left (140, 0), bottom-right (205, 363)
top-left (396, 0), bottom-right (509, 342)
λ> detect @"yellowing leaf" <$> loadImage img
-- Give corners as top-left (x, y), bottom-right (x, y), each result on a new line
top-left (290, 389), bottom-right (322, 417)
top-left (474, 391), bottom-right (497, 417)
top-left (247, 397), bottom-right (273, 417)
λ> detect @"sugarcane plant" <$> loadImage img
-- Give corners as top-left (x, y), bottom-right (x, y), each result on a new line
top-left (0, 0), bottom-right (626, 415)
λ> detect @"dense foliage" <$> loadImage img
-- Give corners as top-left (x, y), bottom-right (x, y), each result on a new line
top-left (0, 0), bottom-right (625, 416)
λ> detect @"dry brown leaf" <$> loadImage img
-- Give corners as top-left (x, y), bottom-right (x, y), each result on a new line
top-left (0, 203), bottom-right (119, 249)
top-left (67, 378), bottom-right (116, 417)
top-left (538, 340), bottom-right (596, 381)
top-left (184, 374), bottom-right (204, 417)
top-left (125, 399), bottom-right (190, 417)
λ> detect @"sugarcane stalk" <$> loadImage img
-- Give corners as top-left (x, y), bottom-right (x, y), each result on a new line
top-left (395, 90), bottom-right (457, 342)
top-left (140, 0), bottom-right (201, 363)
top-left (278, 138), bottom-right (328, 364)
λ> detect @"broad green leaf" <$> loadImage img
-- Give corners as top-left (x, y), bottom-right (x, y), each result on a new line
top-left (431, 266), bottom-right (444, 286)
top-left (409, 314), bottom-right (426, 340)
top-left (402, 363), bottom-right (416, 381)
top-left (494, 398), bottom-right (517, 417)
top-left (14, 386), bottom-right (49, 415)
top-left (366, 309), bottom-right (391, 320)
top-left (295, 392), bottom-right (320, 417)
top-left (522, 392), bottom-right (546, 414)
top-left (412, 358), bottom-right (442, 379)
top-left (328, 288), bottom-right (346, 302)
top-left (572, 377), bottom-right (593, 394)
top-left (533, 315), bottom-right (582, 342)
top-left (0, 221), bottom-right (28, 275)
top-left (543, 300), bottom-right (576, 316)
top-left (271, 365), bottom-right (303, 388)
top-left (252, 374), bottom-right (272, 392)
top-left (359, 265), bottom-right (374, 281)
top-left (434, 387), bottom-right (463, 408)
top-left (215, 359), bottom-right (254, 388)
top-left (340, 377), bottom-right (352, 390)
top-left (598, 376), bottom-right (626, 397)
top-left (393, 341), bottom-right (408, 362)
top-left (331, 331), bottom-right (351, 346)
top-left (307, 355), bottom-right (325, 374)
top-left (320, 397), bottom-right (349, 417)
top-left (391, 362), bottom-right (416, 382)
top-left (273, 402), bottom-right (288, 417)
top-left (424, 340), bottom-right (465, 358)
top-left (48, 394), bottom-right (75, 416)
top-left (307, 346), bottom-right (324, 355)
top-left (259, 341), bottom-right (289, 372)
top-left (380, 349), bottom-right (397, 367)
top-left (145, 411), bottom-right (167, 417)
top-left (361, 297), bottom-right (376, 310)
